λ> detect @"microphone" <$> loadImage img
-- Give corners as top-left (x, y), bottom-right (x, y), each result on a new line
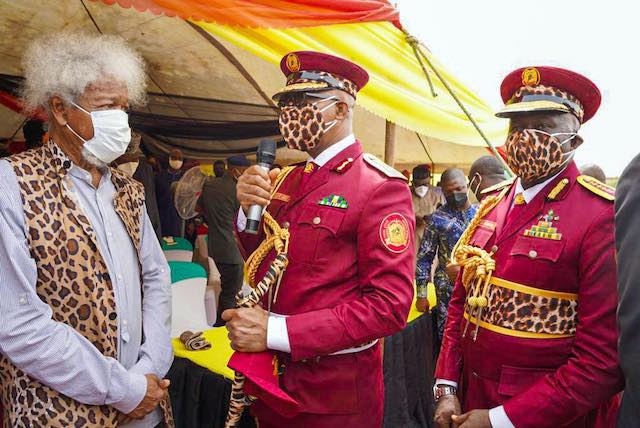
top-left (245, 139), bottom-right (277, 234)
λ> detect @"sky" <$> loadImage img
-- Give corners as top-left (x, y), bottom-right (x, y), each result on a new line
top-left (396, 0), bottom-right (638, 177)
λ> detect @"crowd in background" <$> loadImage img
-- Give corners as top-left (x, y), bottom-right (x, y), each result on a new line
top-left (1, 117), bottom-right (612, 349)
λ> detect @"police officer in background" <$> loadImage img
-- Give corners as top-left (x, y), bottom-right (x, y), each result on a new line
top-left (434, 67), bottom-right (623, 428)
top-left (223, 51), bottom-right (415, 427)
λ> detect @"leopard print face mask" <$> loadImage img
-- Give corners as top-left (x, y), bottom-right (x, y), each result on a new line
top-left (505, 129), bottom-right (577, 182)
top-left (278, 99), bottom-right (338, 151)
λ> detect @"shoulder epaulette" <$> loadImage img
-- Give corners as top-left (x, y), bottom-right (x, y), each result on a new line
top-left (480, 177), bottom-right (516, 195)
top-left (362, 153), bottom-right (407, 181)
top-left (576, 175), bottom-right (615, 201)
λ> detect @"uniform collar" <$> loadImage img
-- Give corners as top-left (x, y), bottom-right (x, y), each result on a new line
top-left (308, 134), bottom-right (356, 168)
top-left (514, 169), bottom-right (564, 204)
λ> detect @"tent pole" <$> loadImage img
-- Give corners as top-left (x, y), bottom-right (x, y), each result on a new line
top-left (188, 21), bottom-right (278, 109)
top-left (80, 0), bottom-right (195, 122)
top-left (385, 120), bottom-right (396, 167)
top-left (415, 133), bottom-right (436, 182)
top-left (406, 35), bottom-right (513, 177)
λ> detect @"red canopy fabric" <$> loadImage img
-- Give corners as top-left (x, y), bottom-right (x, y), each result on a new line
top-left (0, 91), bottom-right (47, 122)
top-left (92, 0), bottom-right (401, 29)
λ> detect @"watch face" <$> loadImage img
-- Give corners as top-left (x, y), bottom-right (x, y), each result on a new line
top-left (434, 385), bottom-right (456, 400)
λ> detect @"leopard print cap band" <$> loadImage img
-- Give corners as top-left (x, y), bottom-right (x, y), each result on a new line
top-left (275, 71), bottom-right (358, 100)
top-left (506, 84), bottom-right (584, 123)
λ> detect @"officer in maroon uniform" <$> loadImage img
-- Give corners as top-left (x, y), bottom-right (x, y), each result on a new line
top-left (222, 51), bottom-right (415, 427)
top-left (433, 67), bottom-right (623, 428)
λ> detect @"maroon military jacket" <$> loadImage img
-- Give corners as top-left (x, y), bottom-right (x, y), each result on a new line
top-left (435, 162), bottom-right (623, 427)
top-left (237, 141), bottom-right (414, 427)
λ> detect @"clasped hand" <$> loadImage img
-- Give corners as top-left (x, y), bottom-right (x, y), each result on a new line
top-left (117, 374), bottom-right (169, 424)
top-left (223, 305), bottom-right (268, 353)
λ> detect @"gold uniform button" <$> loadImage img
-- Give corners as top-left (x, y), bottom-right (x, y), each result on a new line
top-left (491, 245), bottom-right (499, 253)
top-left (282, 221), bottom-right (290, 228)
top-left (528, 250), bottom-right (537, 259)
top-left (312, 217), bottom-right (321, 225)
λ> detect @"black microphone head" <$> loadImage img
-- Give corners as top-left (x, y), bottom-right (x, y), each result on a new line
top-left (256, 139), bottom-right (277, 165)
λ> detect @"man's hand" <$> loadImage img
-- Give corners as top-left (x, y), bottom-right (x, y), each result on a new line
top-left (451, 409), bottom-right (491, 428)
top-left (445, 263), bottom-right (460, 283)
top-left (434, 394), bottom-right (462, 428)
top-left (126, 374), bottom-right (169, 420)
top-left (236, 165), bottom-right (281, 213)
top-left (223, 305), bottom-right (268, 352)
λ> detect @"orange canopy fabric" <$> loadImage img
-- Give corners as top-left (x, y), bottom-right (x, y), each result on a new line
top-left (92, 0), bottom-right (401, 29)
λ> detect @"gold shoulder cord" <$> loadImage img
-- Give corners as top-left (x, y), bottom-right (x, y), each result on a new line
top-left (244, 166), bottom-right (295, 289)
top-left (449, 187), bottom-right (510, 340)
top-left (224, 166), bottom-right (295, 428)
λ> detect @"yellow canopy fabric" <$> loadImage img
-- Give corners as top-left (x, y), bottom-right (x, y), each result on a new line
top-left (173, 282), bottom-right (436, 379)
top-left (196, 20), bottom-right (507, 147)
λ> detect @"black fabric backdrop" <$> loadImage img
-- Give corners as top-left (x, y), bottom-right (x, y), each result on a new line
top-left (383, 313), bottom-right (435, 428)
top-left (167, 358), bottom-right (256, 428)
top-left (0, 73), bottom-right (282, 156)
top-left (168, 313), bottom-right (434, 428)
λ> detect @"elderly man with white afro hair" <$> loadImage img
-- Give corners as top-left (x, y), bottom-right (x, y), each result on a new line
top-left (0, 32), bottom-right (174, 428)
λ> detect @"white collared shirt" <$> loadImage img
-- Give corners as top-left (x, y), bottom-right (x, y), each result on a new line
top-left (512, 169), bottom-right (564, 206)
top-left (308, 133), bottom-right (356, 167)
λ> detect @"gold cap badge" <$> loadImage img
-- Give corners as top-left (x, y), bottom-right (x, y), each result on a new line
top-left (286, 53), bottom-right (300, 73)
top-left (521, 67), bottom-right (541, 86)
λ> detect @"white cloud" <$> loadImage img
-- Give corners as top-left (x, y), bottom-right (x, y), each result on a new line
top-left (396, 0), bottom-right (639, 176)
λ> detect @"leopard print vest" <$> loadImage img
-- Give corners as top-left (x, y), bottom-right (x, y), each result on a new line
top-left (1, 141), bottom-right (173, 427)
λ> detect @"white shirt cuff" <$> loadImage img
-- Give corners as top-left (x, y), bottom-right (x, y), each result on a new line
top-left (111, 372), bottom-right (148, 414)
top-left (435, 378), bottom-right (458, 388)
top-left (237, 208), bottom-right (247, 232)
top-left (489, 406), bottom-right (515, 428)
top-left (267, 313), bottom-right (291, 353)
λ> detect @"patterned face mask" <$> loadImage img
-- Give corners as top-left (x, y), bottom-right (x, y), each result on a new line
top-left (504, 129), bottom-right (577, 182)
top-left (278, 97), bottom-right (338, 151)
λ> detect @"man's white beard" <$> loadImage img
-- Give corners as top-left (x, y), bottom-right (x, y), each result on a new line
top-left (81, 147), bottom-right (107, 169)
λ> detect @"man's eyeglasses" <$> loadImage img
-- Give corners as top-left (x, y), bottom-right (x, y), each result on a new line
top-left (277, 91), bottom-right (338, 108)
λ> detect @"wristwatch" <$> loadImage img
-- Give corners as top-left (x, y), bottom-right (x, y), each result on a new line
top-left (433, 384), bottom-right (457, 401)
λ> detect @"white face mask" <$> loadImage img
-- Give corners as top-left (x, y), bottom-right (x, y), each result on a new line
top-left (414, 185), bottom-right (429, 198)
top-left (117, 161), bottom-right (139, 177)
top-left (169, 159), bottom-right (183, 170)
top-left (66, 101), bottom-right (131, 164)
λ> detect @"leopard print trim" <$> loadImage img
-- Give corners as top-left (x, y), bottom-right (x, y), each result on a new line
top-left (509, 84), bottom-right (584, 122)
top-left (1, 141), bottom-right (174, 427)
top-left (472, 281), bottom-right (577, 336)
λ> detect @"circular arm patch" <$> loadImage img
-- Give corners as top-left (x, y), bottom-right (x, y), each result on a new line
top-left (379, 213), bottom-right (410, 253)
